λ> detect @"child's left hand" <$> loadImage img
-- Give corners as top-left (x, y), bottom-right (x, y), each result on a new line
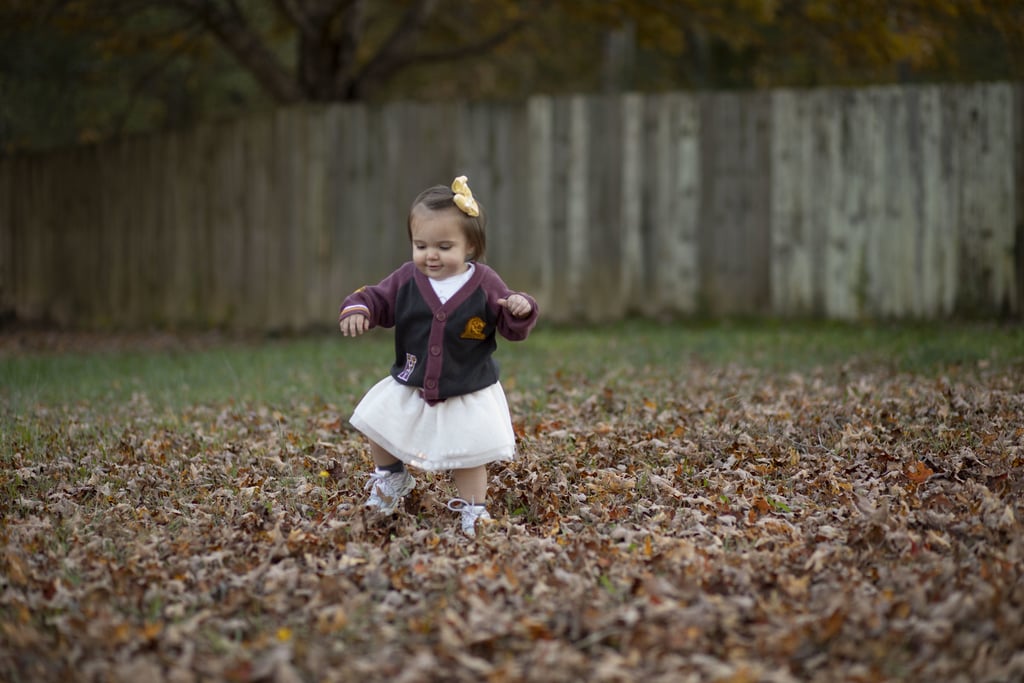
top-left (497, 294), bottom-right (532, 318)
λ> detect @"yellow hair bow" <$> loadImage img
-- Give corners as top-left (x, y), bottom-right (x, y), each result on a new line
top-left (451, 175), bottom-right (480, 217)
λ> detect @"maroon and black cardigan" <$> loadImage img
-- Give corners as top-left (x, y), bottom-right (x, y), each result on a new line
top-left (340, 261), bottom-right (538, 404)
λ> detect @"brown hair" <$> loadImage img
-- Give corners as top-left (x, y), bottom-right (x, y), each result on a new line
top-left (407, 185), bottom-right (487, 262)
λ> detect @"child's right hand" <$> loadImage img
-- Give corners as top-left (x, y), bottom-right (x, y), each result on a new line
top-left (339, 314), bottom-right (369, 337)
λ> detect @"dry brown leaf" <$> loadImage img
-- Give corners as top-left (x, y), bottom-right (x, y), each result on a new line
top-left (3, 350), bottom-right (1022, 683)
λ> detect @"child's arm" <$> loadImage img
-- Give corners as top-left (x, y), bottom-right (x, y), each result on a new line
top-left (338, 263), bottom-right (414, 336)
top-left (478, 265), bottom-right (538, 340)
top-left (481, 264), bottom-right (538, 340)
top-left (495, 289), bottom-right (538, 340)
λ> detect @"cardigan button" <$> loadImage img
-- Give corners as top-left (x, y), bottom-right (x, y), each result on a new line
top-left (430, 345), bottom-right (441, 356)
top-left (425, 379), bottom-right (437, 389)
top-left (435, 311), bottom-right (447, 321)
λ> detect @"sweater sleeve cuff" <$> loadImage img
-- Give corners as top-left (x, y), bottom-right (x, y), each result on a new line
top-left (339, 304), bottom-right (370, 321)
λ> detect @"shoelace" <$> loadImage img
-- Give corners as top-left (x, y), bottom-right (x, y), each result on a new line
top-left (446, 497), bottom-right (480, 512)
top-left (364, 470), bottom-right (386, 492)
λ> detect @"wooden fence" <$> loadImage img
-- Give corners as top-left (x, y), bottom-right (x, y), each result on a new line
top-left (1, 82), bottom-right (1020, 331)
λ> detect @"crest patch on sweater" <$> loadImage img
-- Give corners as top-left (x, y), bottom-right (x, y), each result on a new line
top-left (460, 317), bottom-right (487, 340)
top-left (397, 353), bottom-right (418, 381)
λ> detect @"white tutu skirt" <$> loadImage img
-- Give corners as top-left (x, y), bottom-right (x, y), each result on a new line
top-left (349, 377), bottom-right (516, 471)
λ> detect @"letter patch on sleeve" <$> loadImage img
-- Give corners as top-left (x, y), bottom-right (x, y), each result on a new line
top-left (397, 353), bottom-right (418, 381)
top-left (460, 316), bottom-right (487, 340)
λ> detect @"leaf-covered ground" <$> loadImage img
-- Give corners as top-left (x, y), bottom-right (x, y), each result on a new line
top-left (2, 327), bottom-right (1023, 682)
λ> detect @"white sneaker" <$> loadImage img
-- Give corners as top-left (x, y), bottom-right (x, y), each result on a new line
top-left (447, 498), bottom-right (491, 536)
top-left (364, 468), bottom-right (415, 514)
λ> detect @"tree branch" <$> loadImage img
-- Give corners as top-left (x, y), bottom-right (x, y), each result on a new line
top-left (273, 0), bottom-right (350, 36)
top-left (274, 0), bottom-right (317, 36)
top-left (349, 0), bottom-right (437, 91)
top-left (349, 17), bottom-right (526, 98)
top-left (391, 20), bottom-right (527, 70)
top-left (111, 18), bottom-right (207, 136)
top-left (166, 0), bottom-right (303, 103)
top-left (333, 0), bottom-right (364, 92)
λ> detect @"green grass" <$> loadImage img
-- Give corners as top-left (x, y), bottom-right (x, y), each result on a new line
top-left (2, 320), bottom-right (1022, 419)
top-left (501, 319), bottom-right (1024, 392)
top-left (1, 332), bottom-right (389, 413)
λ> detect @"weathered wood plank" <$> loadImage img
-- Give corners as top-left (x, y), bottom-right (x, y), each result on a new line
top-left (303, 107), bottom-right (330, 329)
top-left (565, 95), bottom-right (589, 318)
top-left (161, 129), bottom-right (188, 327)
top-left (0, 156), bottom-right (12, 318)
top-left (285, 108), bottom-right (311, 331)
top-left (97, 140), bottom-right (122, 327)
top-left (538, 96), bottom-right (572, 321)
top-left (146, 136), bottom-right (170, 326)
top-left (835, 88), bottom-right (886, 319)
top-left (647, 92), bottom-right (699, 317)
top-left (912, 86), bottom-right (958, 318)
top-left (265, 108), bottom-right (295, 330)
top-left (527, 96), bottom-right (555, 316)
top-left (700, 91), bottom-right (771, 315)
top-left (619, 93), bottom-right (645, 313)
top-left (228, 119), bottom-right (251, 328)
top-left (331, 104), bottom-right (370, 304)
top-left (182, 124), bottom-right (212, 327)
top-left (321, 104), bottom-right (345, 318)
top-left (373, 104), bottom-right (411, 271)
top-left (770, 89), bottom-right (813, 316)
top-left (955, 84), bottom-right (1016, 315)
top-left (51, 147), bottom-right (77, 326)
top-left (31, 155), bottom-right (56, 322)
top-left (484, 103), bottom-right (532, 295)
top-left (117, 137), bottom-right (139, 326)
top-left (1016, 83), bottom-right (1024, 315)
top-left (584, 94), bottom-right (625, 321)
top-left (816, 88), bottom-right (847, 319)
top-left (76, 145), bottom-right (104, 327)
top-left (803, 89), bottom-right (835, 318)
top-left (879, 87), bottom-right (915, 317)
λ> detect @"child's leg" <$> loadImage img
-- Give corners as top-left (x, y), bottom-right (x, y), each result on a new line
top-left (368, 440), bottom-right (402, 470)
top-left (449, 465), bottom-right (490, 536)
top-left (452, 465), bottom-right (487, 504)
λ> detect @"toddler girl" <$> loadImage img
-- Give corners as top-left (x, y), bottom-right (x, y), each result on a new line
top-left (338, 176), bottom-right (538, 536)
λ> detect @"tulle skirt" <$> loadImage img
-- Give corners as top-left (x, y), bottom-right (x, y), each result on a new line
top-left (349, 377), bottom-right (516, 471)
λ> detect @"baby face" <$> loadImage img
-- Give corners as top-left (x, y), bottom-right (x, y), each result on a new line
top-left (409, 206), bottom-right (473, 280)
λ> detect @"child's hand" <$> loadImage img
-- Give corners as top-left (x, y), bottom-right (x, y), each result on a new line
top-left (339, 314), bottom-right (369, 337)
top-left (497, 294), bottom-right (532, 318)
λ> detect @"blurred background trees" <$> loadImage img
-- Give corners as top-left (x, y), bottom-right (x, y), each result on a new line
top-left (2, 0), bottom-right (1022, 153)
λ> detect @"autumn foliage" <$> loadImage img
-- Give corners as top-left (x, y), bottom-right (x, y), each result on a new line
top-left (2, 327), bottom-right (1023, 681)
top-left (3, 0), bottom-right (1023, 149)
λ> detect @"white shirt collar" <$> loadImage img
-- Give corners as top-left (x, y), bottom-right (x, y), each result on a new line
top-left (428, 262), bottom-right (475, 303)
